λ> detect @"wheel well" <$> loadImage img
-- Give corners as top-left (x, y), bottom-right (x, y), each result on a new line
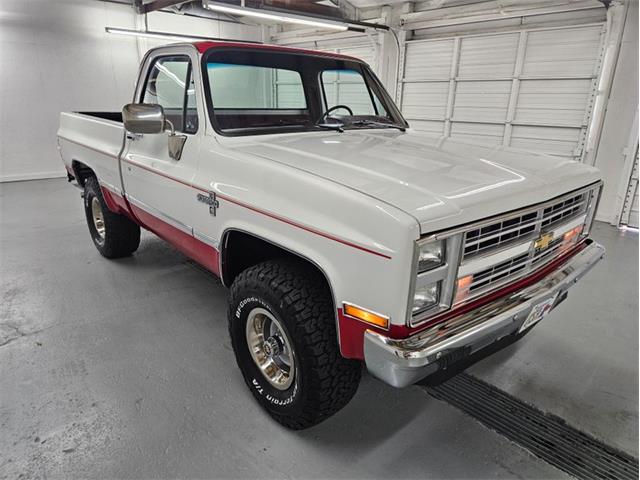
top-left (221, 230), bottom-right (333, 298)
top-left (71, 161), bottom-right (95, 187)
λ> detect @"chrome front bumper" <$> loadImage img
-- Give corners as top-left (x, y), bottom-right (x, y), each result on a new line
top-left (364, 240), bottom-right (605, 388)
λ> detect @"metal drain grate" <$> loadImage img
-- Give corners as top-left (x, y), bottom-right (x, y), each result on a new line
top-left (424, 374), bottom-right (638, 480)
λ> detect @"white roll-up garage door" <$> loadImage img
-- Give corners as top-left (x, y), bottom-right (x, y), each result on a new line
top-left (398, 23), bottom-right (605, 160)
top-left (274, 37), bottom-right (379, 74)
top-left (620, 146), bottom-right (639, 228)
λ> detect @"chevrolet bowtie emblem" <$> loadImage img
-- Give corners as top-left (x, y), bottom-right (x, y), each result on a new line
top-left (534, 232), bottom-right (554, 250)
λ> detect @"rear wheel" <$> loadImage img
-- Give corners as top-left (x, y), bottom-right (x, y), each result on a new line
top-left (228, 259), bottom-right (362, 430)
top-left (83, 177), bottom-right (140, 258)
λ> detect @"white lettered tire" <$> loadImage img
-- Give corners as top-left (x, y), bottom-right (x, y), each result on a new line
top-left (228, 259), bottom-right (361, 429)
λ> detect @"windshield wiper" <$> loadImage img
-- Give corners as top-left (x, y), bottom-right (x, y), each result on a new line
top-left (349, 120), bottom-right (406, 132)
top-left (316, 122), bottom-right (344, 133)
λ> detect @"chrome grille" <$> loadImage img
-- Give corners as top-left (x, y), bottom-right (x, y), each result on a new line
top-left (468, 237), bottom-right (567, 294)
top-left (463, 191), bottom-right (589, 259)
top-left (469, 252), bottom-right (529, 292)
top-left (455, 183), bottom-right (601, 304)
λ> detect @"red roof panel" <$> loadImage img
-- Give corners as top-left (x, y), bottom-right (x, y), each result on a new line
top-left (192, 41), bottom-right (362, 62)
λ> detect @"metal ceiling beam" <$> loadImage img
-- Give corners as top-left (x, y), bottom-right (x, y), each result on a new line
top-left (134, 0), bottom-right (192, 14)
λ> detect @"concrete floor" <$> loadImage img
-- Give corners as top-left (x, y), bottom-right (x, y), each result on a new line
top-left (0, 178), bottom-right (637, 479)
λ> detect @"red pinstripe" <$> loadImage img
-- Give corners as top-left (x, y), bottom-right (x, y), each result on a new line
top-left (120, 157), bottom-right (392, 259)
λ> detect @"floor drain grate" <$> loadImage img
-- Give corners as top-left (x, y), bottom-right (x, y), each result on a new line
top-left (424, 373), bottom-right (638, 480)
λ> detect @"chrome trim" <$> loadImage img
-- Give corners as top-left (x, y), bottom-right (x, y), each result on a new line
top-left (415, 264), bottom-right (449, 287)
top-left (123, 103), bottom-right (165, 134)
top-left (583, 182), bottom-right (603, 236)
top-left (193, 229), bottom-right (220, 249)
top-left (430, 182), bottom-right (602, 241)
top-left (125, 194), bottom-right (193, 235)
top-left (365, 240), bottom-right (605, 388)
top-left (407, 234), bottom-right (463, 327)
top-left (99, 180), bottom-right (123, 196)
top-left (457, 214), bottom-right (588, 303)
top-left (459, 240), bottom-right (530, 277)
top-left (246, 307), bottom-right (296, 390)
top-left (91, 196), bottom-right (106, 242)
top-left (462, 191), bottom-right (588, 259)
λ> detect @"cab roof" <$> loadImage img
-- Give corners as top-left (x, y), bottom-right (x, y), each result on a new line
top-left (192, 41), bottom-right (363, 63)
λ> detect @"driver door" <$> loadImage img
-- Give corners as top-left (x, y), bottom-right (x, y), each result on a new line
top-left (122, 53), bottom-right (201, 243)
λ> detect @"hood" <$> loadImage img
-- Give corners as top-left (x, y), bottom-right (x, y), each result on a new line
top-left (230, 130), bottom-right (602, 234)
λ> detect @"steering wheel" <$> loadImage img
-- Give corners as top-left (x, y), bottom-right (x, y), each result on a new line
top-left (316, 104), bottom-right (354, 124)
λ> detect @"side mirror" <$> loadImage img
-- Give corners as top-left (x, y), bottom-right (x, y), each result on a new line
top-left (122, 103), bottom-right (187, 161)
top-left (122, 103), bottom-right (165, 134)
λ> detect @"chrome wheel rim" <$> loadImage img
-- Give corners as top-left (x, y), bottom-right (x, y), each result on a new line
top-left (91, 197), bottom-right (106, 240)
top-left (245, 307), bottom-right (295, 390)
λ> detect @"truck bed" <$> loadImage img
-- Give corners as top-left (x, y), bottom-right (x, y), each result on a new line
top-left (77, 111), bottom-right (123, 123)
top-left (57, 111), bottom-right (125, 193)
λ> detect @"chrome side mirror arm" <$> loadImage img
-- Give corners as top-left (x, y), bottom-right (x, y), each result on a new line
top-left (164, 119), bottom-right (187, 161)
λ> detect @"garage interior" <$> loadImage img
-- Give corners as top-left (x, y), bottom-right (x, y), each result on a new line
top-left (0, 0), bottom-right (638, 478)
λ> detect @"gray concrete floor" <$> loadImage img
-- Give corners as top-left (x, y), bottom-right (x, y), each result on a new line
top-left (0, 178), bottom-right (637, 479)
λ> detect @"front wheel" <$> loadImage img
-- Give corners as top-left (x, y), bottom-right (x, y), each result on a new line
top-left (228, 259), bottom-right (361, 429)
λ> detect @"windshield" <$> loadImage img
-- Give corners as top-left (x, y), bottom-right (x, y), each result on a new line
top-left (202, 48), bottom-right (408, 136)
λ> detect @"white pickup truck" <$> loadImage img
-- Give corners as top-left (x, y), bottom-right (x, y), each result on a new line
top-left (58, 41), bottom-right (605, 429)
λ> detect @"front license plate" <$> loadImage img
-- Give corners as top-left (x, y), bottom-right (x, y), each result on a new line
top-left (519, 294), bottom-right (558, 333)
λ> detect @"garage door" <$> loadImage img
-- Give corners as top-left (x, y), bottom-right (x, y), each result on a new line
top-left (398, 24), bottom-right (605, 160)
top-left (279, 40), bottom-right (379, 73)
top-left (620, 145), bottom-right (639, 228)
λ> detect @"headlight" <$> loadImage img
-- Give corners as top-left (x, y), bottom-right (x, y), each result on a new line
top-left (408, 234), bottom-right (463, 327)
top-left (412, 281), bottom-right (440, 314)
top-left (417, 240), bottom-right (444, 273)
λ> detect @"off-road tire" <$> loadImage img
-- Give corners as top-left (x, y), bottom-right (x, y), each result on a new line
top-left (83, 177), bottom-right (140, 258)
top-left (228, 259), bottom-right (362, 429)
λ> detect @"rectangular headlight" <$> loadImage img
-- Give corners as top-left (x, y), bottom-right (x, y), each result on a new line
top-left (417, 240), bottom-right (444, 273)
top-left (412, 281), bottom-right (440, 314)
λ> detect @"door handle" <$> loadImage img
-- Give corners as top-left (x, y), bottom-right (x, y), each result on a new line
top-left (126, 132), bottom-right (143, 141)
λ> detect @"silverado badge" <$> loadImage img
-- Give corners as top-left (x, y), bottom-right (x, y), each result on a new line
top-left (197, 192), bottom-right (220, 216)
top-left (534, 232), bottom-right (554, 250)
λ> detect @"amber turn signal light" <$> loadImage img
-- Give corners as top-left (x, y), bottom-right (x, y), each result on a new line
top-left (343, 303), bottom-right (389, 329)
top-left (564, 225), bottom-right (584, 242)
top-left (454, 275), bottom-right (474, 304)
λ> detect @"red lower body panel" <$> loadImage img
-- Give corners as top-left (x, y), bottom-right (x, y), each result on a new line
top-left (129, 203), bottom-right (220, 275)
top-left (100, 186), bottom-right (133, 218)
top-left (100, 186), bottom-right (220, 276)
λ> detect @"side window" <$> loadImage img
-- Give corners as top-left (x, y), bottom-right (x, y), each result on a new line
top-left (320, 69), bottom-right (389, 117)
top-left (142, 56), bottom-right (198, 134)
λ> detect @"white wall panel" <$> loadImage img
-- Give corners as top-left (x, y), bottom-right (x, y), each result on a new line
top-left (592, 1), bottom-right (638, 222)
top-left (0, 0), bottom-right (139, 182)
top-left (0, 0), bottom-right (259, 182)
